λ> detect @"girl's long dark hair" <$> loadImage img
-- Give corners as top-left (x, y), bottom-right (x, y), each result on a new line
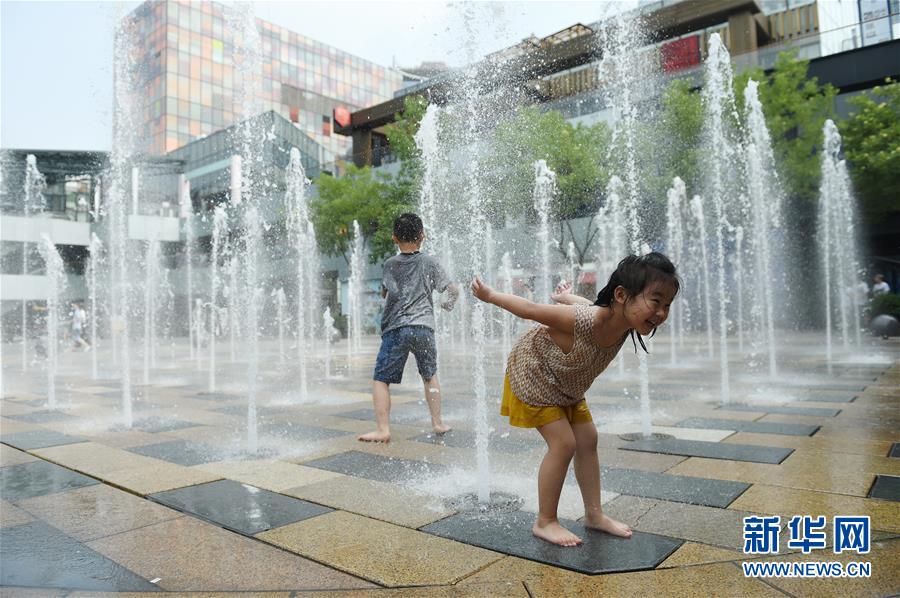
top-left (594, 252), bottom-right (680, 353)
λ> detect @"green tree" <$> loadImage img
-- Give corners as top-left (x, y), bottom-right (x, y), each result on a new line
top-left (490, 107), bottom-right (611, 263)
top-left (840, 80), bottom-right (900, 219)
top-left (310, 96), bottom-right (428, 264)
top-left (658, 78), bottom-right (704, 192)
top-left (311, 164), bottom-right (412, 264)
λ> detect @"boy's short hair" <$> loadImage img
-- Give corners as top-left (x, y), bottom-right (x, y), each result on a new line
top-left (393, 213), bottom-right (424, 243)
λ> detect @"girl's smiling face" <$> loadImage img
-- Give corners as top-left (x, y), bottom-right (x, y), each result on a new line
top-left (617, 282), bottom-right (677, 336)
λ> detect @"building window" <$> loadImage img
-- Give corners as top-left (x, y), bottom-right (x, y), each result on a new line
top-left (322, 115), bottom-right (331, 136)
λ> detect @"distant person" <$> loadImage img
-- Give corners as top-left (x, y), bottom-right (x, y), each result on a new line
top-left (872, 274), bottom-right (890, 296)
top-left (358, 213), bottom-right (459, 443)
top-left (70, 302), bottom-right (91, 351)
top-left (471, 253), bottom-right (679, 547)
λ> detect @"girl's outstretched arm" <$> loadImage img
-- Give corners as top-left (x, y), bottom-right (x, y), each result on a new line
top-left (472, 276), bottom-right (576, 335)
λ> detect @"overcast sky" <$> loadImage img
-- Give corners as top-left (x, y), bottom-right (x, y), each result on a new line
top-left (1, 1), bottom-right (633, 151)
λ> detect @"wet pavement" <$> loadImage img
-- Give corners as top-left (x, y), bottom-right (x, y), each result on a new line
top-left (1, 334), bottom-right (899, 595)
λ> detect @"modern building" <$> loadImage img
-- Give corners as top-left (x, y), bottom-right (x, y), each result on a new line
top-left (339, 0), bottom-right (900, 165)
top-left (124, 0), bottom-right (410, 164)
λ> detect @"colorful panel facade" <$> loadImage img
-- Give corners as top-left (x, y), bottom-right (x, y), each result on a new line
top-left (126, 0), bottom-right (406, 162)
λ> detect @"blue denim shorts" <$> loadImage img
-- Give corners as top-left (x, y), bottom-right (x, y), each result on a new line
top-left (373, 326), bottom-right (437, 384)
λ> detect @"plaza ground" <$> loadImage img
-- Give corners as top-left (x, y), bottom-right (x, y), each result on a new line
top-left (1, 333), bottom-right (898, 596)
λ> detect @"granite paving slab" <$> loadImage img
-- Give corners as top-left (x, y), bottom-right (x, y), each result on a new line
top-left (798, 393), bottom-right (857, 403)
top-left (260, 421), bottom-right (352, 441)
top-left (0, 460), bottom-right (99, 501)
top-left (193, 459), bottom-right (344, 492)
top-left (0, 444), bottom-right (37, 467)
top-left (716, 404), bottom-right (841, 417)
top-left (17, 483), bottom-right (182, 541)
top-left (868, 475), bottom-right (900, 502)
top-left (86, 515), bottom-right (374, 592)
top-left (675, 417), bottom-right (820, 436)
top-left (620, 437), bottom-right (793, 464)
top-left (599, 466), bottom-right (749, 508)
top-left (890, 443), bottom-right (900, 458)
top-left (411, 429), bottom-right (544, 454)
top-left (0, 500), bottom-right (35, 528)
top-left (258, 510), bottom-right (502, 587)
top-left (422, 509), bottom-right (682, 575)
top-left (126, 439), bottom-right (223, 466)
top-left (283, 475), bottom-right (452, 528)
top-left (130, 417), bottom-right (202, 433)
top-left (0, 520), bottom-right (158, 592)
top-left (0, 430), bottom-right (86, 451)
top-left (303, 450), bottom-right (450, 483)
top-left (149, 479), bottom-right (331, 535)
top-left (4, 411), bottom-right (79, 424)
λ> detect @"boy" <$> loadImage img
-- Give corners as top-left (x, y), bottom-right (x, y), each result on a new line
top-left (359, 213), bottom-right (458, 443)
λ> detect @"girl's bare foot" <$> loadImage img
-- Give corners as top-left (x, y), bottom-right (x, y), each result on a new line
top-left (533, 520), bottom-right (583, 547)
top-left (432, 423), bottom-right (451, 435)
top-left (583, 513), bottom-right (633, 538)
top-left (358, 430), bottom-right (391, 442)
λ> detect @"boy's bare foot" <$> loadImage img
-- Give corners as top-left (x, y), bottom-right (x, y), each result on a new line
top-left (432, 423), bottom-right (451, 435)
top-left (358, 430), bottom-right (391, 443)
top-left (532, 520), bottom-right (583, 547)
top-left (583, 513), bottom-right (633, 538)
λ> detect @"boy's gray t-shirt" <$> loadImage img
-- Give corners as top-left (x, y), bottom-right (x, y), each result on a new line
top-left (380, 252), bottom-right (450, 334)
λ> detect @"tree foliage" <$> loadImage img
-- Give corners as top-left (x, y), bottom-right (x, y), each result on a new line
top-left (840, 80), bottom-right (900, 219)
top-left (310, 97), bottom-right (426, 264)
top-left (491, 107), bottom-right (611, 221)
top-left (311, 164), bottom-right (410, 264)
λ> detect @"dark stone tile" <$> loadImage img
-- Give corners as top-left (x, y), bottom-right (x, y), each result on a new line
top-left (149, 479), bottom-right (331, 535)
top-left (303, 450), bottom-right (449, 483)
top-left (421, 509), bottom-right (682, 575)
top-left (676, 417), bottom-right (820, 437)
top-left (620, 438), bottom-right (793, 465)
top-left (716, 404), bottom-right (841, 417)
top-left (126, 440), bottom-right (222, 466)
top-left (1, 430), bottom-right (86, 451)
top-left (259, 421), bottom-right (351, 441)
top-left (797, 394), bottom-right (856, 403)
top-left (890, 443), bottom-right (900, 459)
top-left (5, 411), bottom-right (78, 424)
top-left (868, 475), bottom-right (900, 502)
top-left (0, 460), bottom-right (99, 501)
top-left (337, 407), bottom-right (428, 425)
top-left (410, 429), bottom-right (543, 454)
top-left (599, 467), bottom-right (749, 508)
top-left (0, 520), bottom-right (158, 591)
top-left (210, 404), bottom-right (284, 417)
top-left (131, 417), bottom-right (201, 433)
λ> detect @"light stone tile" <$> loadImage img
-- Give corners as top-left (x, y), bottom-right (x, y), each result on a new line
top-left (730, 484), bottom-right (900, 533)
top-left (757, 537), bottom-right (900, 598)
top-left (659, 542), bottom-right (744, 567)
top-left (283, 475), bottom-right (453, 528)
top-left (666, 456), bottom-right (876, 496)
top-left (722, 431), bottom-right (893, 456)
top-left (257, 510), bottom-right (503, 587)
top-left (0, 500), bottom-right (34, 527)
top-left (99, 462), bottom-right (222, 496)
top-left (0, 417), bottom-right (42, 434)
top-left (0, 444), bottom-right (38, 466)
top-left (294, 582), bottom-right (529, 597)
top-left (192, 459), bottom-right (344, 492)
top-left (525, 561), bottom-right (784, 597)
top-left (635, 501), bottom-right (764, 550)
top-left (17, 484), bottom-right (182, 541)
top-left (32, 442), bottom-right (160, 476)
top-left (87, 516), bottom-right (373, 592)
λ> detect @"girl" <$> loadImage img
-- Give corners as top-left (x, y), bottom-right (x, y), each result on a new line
top-left (471, 253), bottom-right (679, 547)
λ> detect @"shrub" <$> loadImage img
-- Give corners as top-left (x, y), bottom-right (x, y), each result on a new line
top-left (870, 293), bottom-right (900, 319)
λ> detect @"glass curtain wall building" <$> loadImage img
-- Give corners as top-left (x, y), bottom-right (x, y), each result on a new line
top-left (126, 0), bottom-right (406, 163)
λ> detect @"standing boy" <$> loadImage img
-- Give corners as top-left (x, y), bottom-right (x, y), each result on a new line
top-left (359, 213), bottom-right (458, 443)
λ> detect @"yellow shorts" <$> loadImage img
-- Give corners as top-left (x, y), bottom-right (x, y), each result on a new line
top-left (500, 376), bottom-right (593, 428)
